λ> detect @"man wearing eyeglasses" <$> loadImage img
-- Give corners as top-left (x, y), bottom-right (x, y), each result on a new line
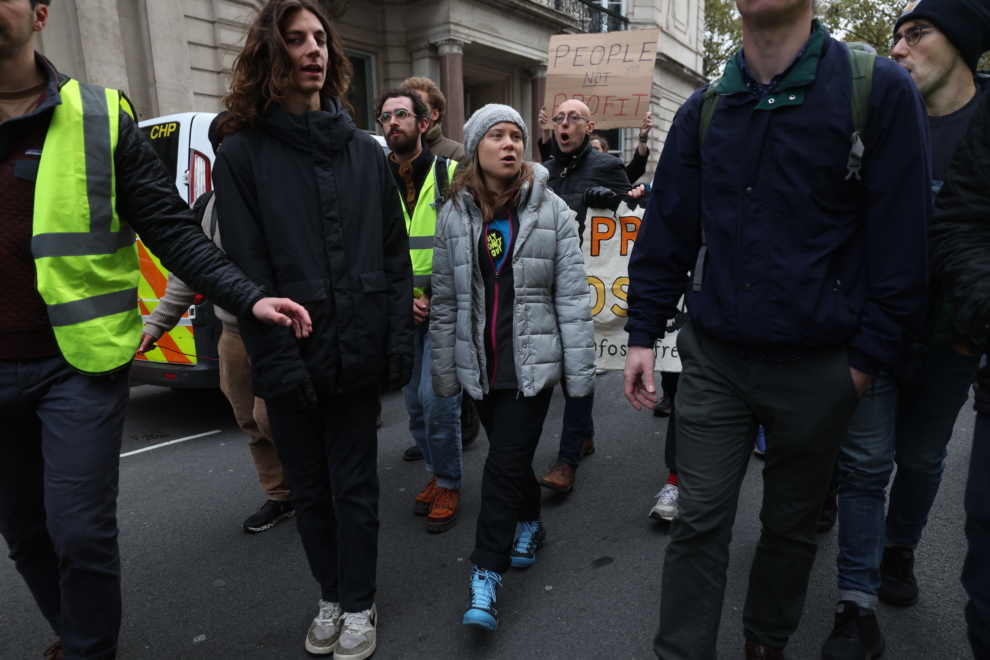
top-left (824, 2), bottom-right (990, 658)
top-left (534, 98), bottom-right (632, 495)
top-left (373, 88), bottom-right (464, 533)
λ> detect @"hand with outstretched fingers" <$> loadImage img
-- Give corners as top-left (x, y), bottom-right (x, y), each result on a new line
top-left (252, 297), bottom-right (313, 339)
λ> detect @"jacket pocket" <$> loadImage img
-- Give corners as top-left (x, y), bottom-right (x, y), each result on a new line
top-left (360, 270), bottom-right (388, 293)
top-left (278, 279), bottom-right (327, 303)
top-left (14, 159), bottom-right (40, 182)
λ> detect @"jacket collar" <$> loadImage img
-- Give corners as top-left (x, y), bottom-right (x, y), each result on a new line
top-left (262, 96), bottom-right (354, 152)
top-left (9, 52), bottom-right (67, 122)
top-left (426, 122), bottom-right (444, 148)
top-left (718, 19), bottom-right (828, 104)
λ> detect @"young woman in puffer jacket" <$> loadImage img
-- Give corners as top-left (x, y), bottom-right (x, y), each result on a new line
top-left (429, 104), bottom-right (596, 631)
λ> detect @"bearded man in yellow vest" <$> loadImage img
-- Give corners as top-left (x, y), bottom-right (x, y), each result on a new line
top-left (374, 88), bottom-right (467, 533)
top-left (0, 2), bottom-right (312, 658)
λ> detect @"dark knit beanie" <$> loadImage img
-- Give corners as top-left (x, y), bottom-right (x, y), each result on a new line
top-left (894, 0), bottom-right (990, 72)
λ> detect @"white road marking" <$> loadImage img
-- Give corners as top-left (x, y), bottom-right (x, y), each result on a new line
top-left (120, 430), bottom-right (221, 458)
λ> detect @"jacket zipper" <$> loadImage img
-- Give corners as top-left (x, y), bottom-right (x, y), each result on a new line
top-left (486, 212), bottom-right (513, 387)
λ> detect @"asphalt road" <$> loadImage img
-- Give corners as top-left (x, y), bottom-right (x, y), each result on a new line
top-left (0, 371), bottom-right (977, 660)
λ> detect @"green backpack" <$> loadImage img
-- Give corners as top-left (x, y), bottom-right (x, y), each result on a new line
top-left (691, 43), bottom-right (876, 293)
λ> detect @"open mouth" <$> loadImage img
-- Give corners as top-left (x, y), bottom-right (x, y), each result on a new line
top-left (302, 64), bottom-right (323, 78)
top-left (501, 155), bottom-right (517, 163)
top-left (558, 132), bottom-right (571, 145)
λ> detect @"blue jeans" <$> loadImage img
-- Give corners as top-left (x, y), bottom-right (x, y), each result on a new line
top-left (837, 346), bottom-right (979, 608)
top-left (403, 324), bottom-right (462, 489)
top-left (0, 355), bottom-right (130, 660)
top-left (556, 378), bottom-right (594, 467)
top-left (963, 411), bottom-right (990, 659)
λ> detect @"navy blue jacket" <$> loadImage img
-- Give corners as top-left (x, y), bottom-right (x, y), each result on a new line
top-left (625, 24), bottom-right (931, 375)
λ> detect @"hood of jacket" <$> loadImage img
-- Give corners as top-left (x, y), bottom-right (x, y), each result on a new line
top-left (262, 96), bottom-right (355, 153)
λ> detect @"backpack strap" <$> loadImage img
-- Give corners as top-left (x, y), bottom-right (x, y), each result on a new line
top-left (846, 45), bottom-right (875, 181)
top-left (693, 77), bottom-right (721, 292)
top-left (431, 155), bottom-right (451, 212)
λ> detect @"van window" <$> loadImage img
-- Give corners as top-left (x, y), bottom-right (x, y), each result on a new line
top-left (142, 121), bottom-right (180, 176)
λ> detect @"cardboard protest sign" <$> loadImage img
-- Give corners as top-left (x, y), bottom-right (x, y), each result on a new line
top-left (562, 193), bottom-right (686, 372)
top-left (543, 28), bottom-right (660, 130)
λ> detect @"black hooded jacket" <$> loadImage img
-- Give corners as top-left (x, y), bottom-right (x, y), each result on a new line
top-left (543, 134), bottom-right (631, 195)
top-left (215, 99), bottom-right (413, 399)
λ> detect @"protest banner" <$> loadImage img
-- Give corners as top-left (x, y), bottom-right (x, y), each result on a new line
top-left (562, 193), bottom-right (686, 373)
top-left (543, 28), bottom-right (660, 130)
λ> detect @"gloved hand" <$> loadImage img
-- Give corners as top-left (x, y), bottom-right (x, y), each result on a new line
top-left (272, 378), bottom-right (320, 412)
top-left (582, 186), bottom-right (616, 208)
top-left (385, 353), bottom-right (414, 390)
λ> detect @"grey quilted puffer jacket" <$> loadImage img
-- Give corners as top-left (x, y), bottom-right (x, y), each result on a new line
top-left (430, 163), bottom-right (596, 400)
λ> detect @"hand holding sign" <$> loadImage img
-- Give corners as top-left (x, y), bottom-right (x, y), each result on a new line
top-left (544, 29), bottom-right (660, 130)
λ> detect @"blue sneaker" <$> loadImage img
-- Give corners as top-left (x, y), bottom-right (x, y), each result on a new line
top-left (753, 426), bottom-right (766, 457)
top-left (463, 566), bottom-right (502, 630)
top-left (509, 519), bottom-right (546, 568)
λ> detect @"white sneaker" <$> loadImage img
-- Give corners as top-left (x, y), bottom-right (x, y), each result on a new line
top-left (305, 600), bottom-right (343, 655)
top-left (649, 484), bottom-right (679, 521)
top-left (333, 604), bottom-right (377, 660)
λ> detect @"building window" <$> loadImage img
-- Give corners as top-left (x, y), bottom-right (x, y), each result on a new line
top-left (345, 50), bottom-right (375, 131)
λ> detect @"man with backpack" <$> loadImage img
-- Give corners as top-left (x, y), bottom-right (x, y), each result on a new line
top-left (375, 88), bottom-right (464, 533)
top-left (822, 3), bottom-right (990, 659)
top-left (622, 0), bottom-right (931, 657)
top-left (137, 113), bottom-right (295, 536)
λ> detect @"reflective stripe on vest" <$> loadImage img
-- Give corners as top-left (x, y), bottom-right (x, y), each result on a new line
top-left (404, 157), bottom-right (458, 296)
top-left (32, 80), bottom-right (140, 375)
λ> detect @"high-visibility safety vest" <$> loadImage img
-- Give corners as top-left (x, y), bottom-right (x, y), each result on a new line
top-left (31, 79), bottom-right (140, 375)
top-left (404, 156), bottom-right (458, 297)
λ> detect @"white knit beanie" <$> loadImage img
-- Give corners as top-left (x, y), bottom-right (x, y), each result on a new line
top-left (462, 104), bottom-right (529, 161)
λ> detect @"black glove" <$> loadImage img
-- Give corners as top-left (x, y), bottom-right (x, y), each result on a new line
top-left (272, 378), bottom-right (320, 412)
top-left (385, 353), bottom-right (414, 390)
top-left (582, 186), bottom-right (616, 208)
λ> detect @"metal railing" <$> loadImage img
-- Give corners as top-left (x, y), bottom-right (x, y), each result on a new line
top-left (531, 0), bottom-right (628, 33)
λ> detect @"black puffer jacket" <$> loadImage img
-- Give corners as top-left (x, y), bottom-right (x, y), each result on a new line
top-left (930, 84), bottom-right (990, 412)
top-left (215, 99), bottom-right (413, 400)
top-left (543, 136), bottom-right (631, 195)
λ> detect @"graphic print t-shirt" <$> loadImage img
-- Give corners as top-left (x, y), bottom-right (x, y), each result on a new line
top-left (486, 218), bottom-right (512, 271)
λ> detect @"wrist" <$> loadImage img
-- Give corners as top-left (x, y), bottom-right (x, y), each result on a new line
top-left (639, 135), bottom-right (648, 143)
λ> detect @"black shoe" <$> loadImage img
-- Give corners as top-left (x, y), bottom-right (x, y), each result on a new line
top-left (821, 601), bottom-right (886, 660)
top-left (817, 494), bottom-right (838, 534)
top-left (461, 398), bottom-right (481, 448)
top-left (403, 445), bottom-right (424, 461)
top-left (879, 545), bottom-right (919, 606)
top-left (653, 394), bottom-right (672, 417)
top-left (243, 499), bottom-right (294, 533)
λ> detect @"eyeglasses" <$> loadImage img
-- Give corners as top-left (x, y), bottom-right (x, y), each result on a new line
top-left (552, 114), bottom-right (589, 124)
top-left (891, 25), bottom-right (932, 49)
top-left (378, 108), bottom-right (418, 124)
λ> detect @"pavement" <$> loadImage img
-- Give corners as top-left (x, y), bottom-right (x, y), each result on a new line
top-left (0, 371), bottom-right (977, 660)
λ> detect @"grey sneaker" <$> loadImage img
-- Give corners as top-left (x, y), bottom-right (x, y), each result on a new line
top-left (649, 484), bottom-right (678, 521)
top-left (334, 604), bottom-right (377, 660)
top-left (305, 600), bottom-right (342, 655)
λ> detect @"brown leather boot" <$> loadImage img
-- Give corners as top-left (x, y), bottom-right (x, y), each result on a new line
top-left (580, 437), bottom-right (596, 458)
top-left (745, 641), bottom-right (785, 660)
top-left (539, 460), bottom-right (576, 492)
top-left (414, 476), bottom-right (441, 515)
top-left (43, 638), bottom-right (62, 660)
top-left (426, 487), bottom-right (460, 532)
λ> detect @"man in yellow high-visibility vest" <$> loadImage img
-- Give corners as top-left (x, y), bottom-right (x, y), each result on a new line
top-left (375, 87), bottom-right (465, 533)
top-left (0, 2), bottom-right (311, 658)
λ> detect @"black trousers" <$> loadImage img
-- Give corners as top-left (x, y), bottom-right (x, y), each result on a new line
top-left (0, 355), bottom-right (129, 660)
top-left (661, 372), bottom-right (679, 475)
top-left (267, 391), bottom-right (380, 613)
top-left (470, 388), bottom-right (553, 574)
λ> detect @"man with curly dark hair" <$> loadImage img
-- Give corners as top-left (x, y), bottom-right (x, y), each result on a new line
top-left (214, 1), bottom-right (413, 657)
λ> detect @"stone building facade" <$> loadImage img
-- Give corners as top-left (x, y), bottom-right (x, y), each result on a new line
top-left (36, 0), bottom-right (705, 178)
